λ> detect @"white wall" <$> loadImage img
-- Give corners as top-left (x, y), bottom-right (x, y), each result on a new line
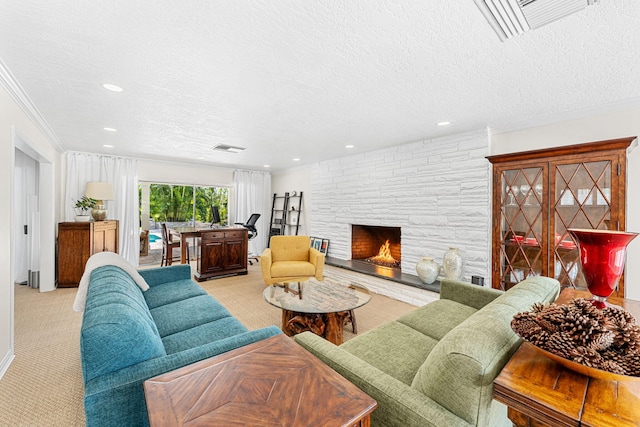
top-left (137, 159), bottom-right (235, 187)
top-left (0, 82), bottom-right (62, 379)
top-left (309, 130), bottom-right (492, 283)
top-left (271, 167), bottom-right (313, 236)
top-left (491, 108), bottom-right (640, 300)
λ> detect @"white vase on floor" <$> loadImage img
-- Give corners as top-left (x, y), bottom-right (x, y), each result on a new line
top-left (443, 247), bottom-right (463, 280)
top-left (416, 257), bottom-right (439, 284)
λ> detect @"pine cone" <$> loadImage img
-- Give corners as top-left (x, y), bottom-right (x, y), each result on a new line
top-left (570, 346), bottom-right (602, 367)
top-left (598, 359), bottom-right (626, 375)
top-left (545, 331), bottom-right (575, 358)
top-left (603, 305), bottom-right (637, 329)
top-left (587, 331), bottom-right (614, 351)
top-left (620, 354), bottom-right (640, 376)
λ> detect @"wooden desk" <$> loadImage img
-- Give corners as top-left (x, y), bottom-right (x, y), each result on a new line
top-left (171, 226), bottom-right (249, 280)
top-left (169, 226), bottom-right (210, 264)
top-left (493, 289), bottom-right (640, 427)
top-left (144, 334), bottom-right (377, 426)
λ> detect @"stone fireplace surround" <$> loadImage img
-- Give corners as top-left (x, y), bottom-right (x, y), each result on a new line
top-left (309, 130), bottom-right (491, 305)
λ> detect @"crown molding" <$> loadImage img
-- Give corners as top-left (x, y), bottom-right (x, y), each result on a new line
top-left (0, 58), bottom-right (64, 153)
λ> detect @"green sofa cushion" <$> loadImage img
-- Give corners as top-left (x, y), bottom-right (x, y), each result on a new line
top-left (341, 321), bottom-right (439, 385)
top-left (397, 299), bottom-right (478, 341)
top-left (411, 277), bottom-right (560, 426)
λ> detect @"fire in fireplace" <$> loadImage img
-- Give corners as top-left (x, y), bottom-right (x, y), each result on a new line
top-left (351, 225), bottom-right (401, 269)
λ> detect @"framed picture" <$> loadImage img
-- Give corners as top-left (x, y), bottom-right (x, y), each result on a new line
top-left (309, 236), bottom-right (318, 248)
top-left (320, 239), bottom-right (330, 255)
top-left (313, 239), bottom-right (322, 251)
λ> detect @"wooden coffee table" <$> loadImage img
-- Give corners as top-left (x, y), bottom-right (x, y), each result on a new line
top-left (263, 278), bottom-right (372, 345)
top-left (493, 289), bottom-right (640, 427)
top-left (144, 334), bottom-right (377, 426)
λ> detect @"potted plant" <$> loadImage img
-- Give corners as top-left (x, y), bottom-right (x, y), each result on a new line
top-left (74, 196), bottom-right (97, 222)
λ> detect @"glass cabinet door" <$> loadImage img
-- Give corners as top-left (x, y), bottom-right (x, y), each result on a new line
top-left (497, 165), bottom-right (547, 290)
top-left (551, 158), bottom-right (615, 290)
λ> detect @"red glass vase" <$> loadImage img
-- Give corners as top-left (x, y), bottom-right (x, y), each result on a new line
top-left (568, 229), bottom-right (637, 309)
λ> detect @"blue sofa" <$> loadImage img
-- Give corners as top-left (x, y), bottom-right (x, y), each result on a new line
top-left (80, 264), bottom-right (281, 427)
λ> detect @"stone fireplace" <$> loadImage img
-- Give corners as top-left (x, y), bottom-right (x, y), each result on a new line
top-left (351, 225), bottom-right (401, 269)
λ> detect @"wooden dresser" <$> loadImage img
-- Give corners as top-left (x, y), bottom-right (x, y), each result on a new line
top-left (57, 220), bottom-right (119, 287)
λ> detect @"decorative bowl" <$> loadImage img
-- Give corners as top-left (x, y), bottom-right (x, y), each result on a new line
top-left (528, 343), bottom-right (640, 382)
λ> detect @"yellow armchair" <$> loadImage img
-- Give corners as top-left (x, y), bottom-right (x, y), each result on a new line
top-left (260, 235), bottom-right (325, 285)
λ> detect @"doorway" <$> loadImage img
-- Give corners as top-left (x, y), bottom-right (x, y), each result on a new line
top-left (13, 149), bottom-right (39, 287)
top-left (11, 129), bottom-right (55, 292)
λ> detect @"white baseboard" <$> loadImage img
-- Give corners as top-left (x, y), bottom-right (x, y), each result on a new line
top-left (0, 349), bottom-right (15, 380)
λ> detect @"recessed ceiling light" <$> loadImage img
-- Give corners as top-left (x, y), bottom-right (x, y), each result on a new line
top-left (103, 144), bottom-right (114, 148)
top-left (345, 145), bottom-right (354, 149)
top-left (196, 156), bottom-right (205, 160)
top-left (263, 165), bottom-right (270, 168)
top-left (103, 127), bottom-right (117, 132)
top-left (102, 83), bottom-right (123, 92)
top-left (436, 121), bottom-right (451, 126)
top-left (292, 158), bottom-right (300, 162)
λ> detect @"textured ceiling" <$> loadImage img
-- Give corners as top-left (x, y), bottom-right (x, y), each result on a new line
top-left (1, 1), bottom-right (639, 171)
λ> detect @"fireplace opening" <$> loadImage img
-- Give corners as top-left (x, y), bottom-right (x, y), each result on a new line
top-left (351, 225), bottom-right (401, 269)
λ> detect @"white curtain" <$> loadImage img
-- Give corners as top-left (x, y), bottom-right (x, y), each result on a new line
top-left (233, 170), bottom-right (271, 256)
top-left (65, 152), bottom-right (139, 265)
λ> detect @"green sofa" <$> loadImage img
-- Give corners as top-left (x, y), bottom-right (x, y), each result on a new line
top-left (80, 264), bottom-right (281, 427)
top-left (294, 276), bottom-right (560, 427)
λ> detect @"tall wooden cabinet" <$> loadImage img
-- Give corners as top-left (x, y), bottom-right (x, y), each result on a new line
top-left (57, 220), bottom-right (119, 287)
top-left (487, 137), bottom-right (632, 295)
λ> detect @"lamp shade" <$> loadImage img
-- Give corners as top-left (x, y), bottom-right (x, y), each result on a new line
top-left (85, 182), bottom-right (114, 201)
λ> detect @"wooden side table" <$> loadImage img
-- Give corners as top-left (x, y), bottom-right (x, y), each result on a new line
top-left (144, 334), bottom-right (377, 426)
top-left (493, 289), bottom-right (640, 427)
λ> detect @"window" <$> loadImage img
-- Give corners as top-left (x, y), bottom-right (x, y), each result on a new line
top-left (139, 183), bottom-right (229, 229)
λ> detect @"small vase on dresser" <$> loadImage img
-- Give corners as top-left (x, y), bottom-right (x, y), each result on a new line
top-left (416, 257), bottom-right (439, 284)
top-left (443, 247), bottom-right (463, 280)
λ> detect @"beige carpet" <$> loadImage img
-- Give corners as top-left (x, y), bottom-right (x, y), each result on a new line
top-left (0, 262), bottom-right (415, 426)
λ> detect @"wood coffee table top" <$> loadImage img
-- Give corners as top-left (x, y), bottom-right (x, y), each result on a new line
top-left (144, 334), bottom-right (377, 426)
top-left (493, 289), bottom-right (640, 427)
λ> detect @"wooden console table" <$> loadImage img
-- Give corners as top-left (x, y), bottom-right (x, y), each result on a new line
top-left (144, 334), bottom-right (377, 426)
top-left (493, 289), bottom-right (640, 427)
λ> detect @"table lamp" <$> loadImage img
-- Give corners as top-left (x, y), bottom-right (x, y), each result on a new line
top-left (85, 182), bottom-right (114, 221)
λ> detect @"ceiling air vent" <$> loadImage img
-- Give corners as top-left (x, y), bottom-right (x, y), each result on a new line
top-left (211, 144), bottom-right (246, 153)
top-left (474, 0), bottom-right (600, 41)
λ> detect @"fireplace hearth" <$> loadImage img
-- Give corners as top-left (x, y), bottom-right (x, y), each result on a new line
top-left (351, 225), bottom-right (401, 269)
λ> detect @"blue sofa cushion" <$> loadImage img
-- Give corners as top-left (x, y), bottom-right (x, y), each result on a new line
top-left (81, 303), bottom-right (166, 382)
top-left (149, 295), bottom-right (233, 337)
top-left (161, 317), bottom-right (249, 354)
top-left (143, 279), bottom-right (207, 309)
top-left (84, 266), bottom-right (149, 314)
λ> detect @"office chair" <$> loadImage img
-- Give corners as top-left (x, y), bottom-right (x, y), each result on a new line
top-left (235, 213), bottom-right (261, 265)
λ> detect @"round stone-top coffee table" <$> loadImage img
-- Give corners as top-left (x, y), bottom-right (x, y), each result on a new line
top-left (263, 277), bottom-right (371, 345)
